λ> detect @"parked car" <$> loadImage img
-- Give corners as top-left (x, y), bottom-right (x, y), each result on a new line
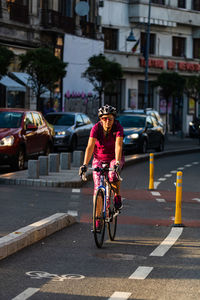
top-left (117, 113), bottom-right (165, 153)
top-left (0, 108), bottom-right (53, 170)
top-left (45, 112), bottom-right (93, 151)
top-left (122, 108), bottom-right (165, 134)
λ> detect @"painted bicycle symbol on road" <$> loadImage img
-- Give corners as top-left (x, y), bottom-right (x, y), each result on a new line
top-left (26, 271), bottom-right (85, 282)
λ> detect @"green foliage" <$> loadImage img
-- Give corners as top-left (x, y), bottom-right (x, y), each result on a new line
top-left (0, 46), bottom-right (14, 79)
top-left (19, 47), bottom-right (67, 101)
top-left (82, 54), bottom-right (123, 105)
top-left (184, 75), bottom-right (200, 101)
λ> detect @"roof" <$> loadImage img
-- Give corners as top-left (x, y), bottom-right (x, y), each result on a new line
top-left (0, 76), bottom-right (26, 92)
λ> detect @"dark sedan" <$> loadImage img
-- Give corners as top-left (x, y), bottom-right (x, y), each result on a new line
top-left (117, 114), bottom-right (165, 153)
top-left (45, 112), bottom-right (93, 151)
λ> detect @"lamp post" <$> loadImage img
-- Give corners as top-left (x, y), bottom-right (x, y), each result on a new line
top-left (144, 0), bottom-right (152, 110)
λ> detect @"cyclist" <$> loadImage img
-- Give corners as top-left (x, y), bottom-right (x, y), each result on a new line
top-left (79, 104), bottom-right (124, 211)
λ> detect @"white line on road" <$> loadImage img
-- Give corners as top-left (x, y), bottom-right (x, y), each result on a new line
top-left (192, 198), bottom-right (200, 203)
top-left (67, 210), bottom-right (78, 216)
top-left (154, 182), bottom-right (161, 189)
top-left (12, 288), bottom-right (39, 300)
top-left (164, 174), bottom-right (172, 177)
top-left (158, 178), bottom-right (166, 181)
top-left (156, 198), bottom-right (166, 203)
top-left (185, 164), bottom-right (192, 167)
top-left (149, 227), bottom-right (183, 257)
top-left (192, 162), bottom-right (199, 165)
top-left (170, 170), bottom-right (177, 173)
top-left (72, 189), bottom-right (80, 193)
top-left (108, 292), bottom-right (132, 300)
top-left (129, 266), bottom-right (153, 280)
top-left (151, 191), bottom-right (161, 196)
top-left (178, 167), bottom-right (184, 170)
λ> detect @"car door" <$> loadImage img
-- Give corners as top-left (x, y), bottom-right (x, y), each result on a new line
top-left (24, 112), bottom-right (38, 155)
top-left (32, 112), bottom-right (48, 153)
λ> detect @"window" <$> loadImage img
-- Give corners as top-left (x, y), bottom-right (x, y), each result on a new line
top-left (193, 0), bottom-right (200, 11)
top-left (172, 37), bottom-right (185, 57)
top-left (58, 0), bottom-right (73, 17)
top-left (178, 0), bottom-right (186, 8)
top-left (152, 0), bottom-right (165, 4)
top-left (82, 114), bottom-right (91, 125)
top-left (193, 39), bottom-right (200, 58)
top-left (33, 112), bottom-right (42, 126)
top-left (140, 32), bottom-right (156, 55)
top-left (25, 112), bottom-right (34, 128)
top-left (76, 114), bottom-right (84, 126)
top-left (102, 27), bottom-right (118, 51)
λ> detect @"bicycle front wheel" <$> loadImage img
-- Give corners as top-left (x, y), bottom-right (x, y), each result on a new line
top-left (93, 188), bottom-right (105, 248)
top-left (107, 189), bottom-right (117, 241)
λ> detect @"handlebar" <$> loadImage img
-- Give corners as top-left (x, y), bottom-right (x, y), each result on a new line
top-left (80, 166), bottom-right (123, 182)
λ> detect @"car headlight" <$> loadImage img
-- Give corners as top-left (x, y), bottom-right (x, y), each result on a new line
top-left (126, 133), bottom-right (139, 139)
top-left (0, 135), bottom-right (14, 146)
top-left (56, 131), bottom-right (66, 137)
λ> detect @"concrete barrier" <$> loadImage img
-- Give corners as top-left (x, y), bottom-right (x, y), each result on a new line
top-left (49, 153), bottom-right (60, 172)
top-left (39, 156), bottom-right (49, 176)
top-left (72, 151), bottom-right (84, 167)
top-left (60, 152), bottom-right (71, 170)
top-left (28, 160), bottom-right (39, 179)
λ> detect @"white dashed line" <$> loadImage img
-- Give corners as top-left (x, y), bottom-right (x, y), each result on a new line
top-left (178, 167), bottom-right (184, 170)
top-left (67, 210), bottom-right (78, 216)
top-left (129, 266), bottom-right (153, 280)
top-left (158, 178), bottom-right (166, 181)
top-left (192, 162), bottom-right (199, 165)
top-left (154, 182), bottom-right (161, 189)
top-left (185, 164), bottom-right (192, 167)
top-left (12, 288), bottom-right (39, 300)
top-left (108, 292), bottom-right (132, 300)
top-left (72, 189), bottom-right (80, 193)
top-left (149, 227), bottom-right (183, 257)
top-left (164, 174), bottom-right (172, 177)
top-left (170, 170), bottom-right (177, 173)
top-left (156, 198), bottom-right (166, 203)
top-left (151, 191), bottom-right (161, 196)
top-left (192, 198), bottom-right (200, 203)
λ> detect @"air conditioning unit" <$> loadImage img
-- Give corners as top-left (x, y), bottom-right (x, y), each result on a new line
top-left (99, 1), bottom-right (104, 8)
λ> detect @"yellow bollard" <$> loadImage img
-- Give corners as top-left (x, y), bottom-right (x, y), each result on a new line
top-left (149, 153), bottom-right (154, 190)
top-left (174, 171), bottom-right (184, 227)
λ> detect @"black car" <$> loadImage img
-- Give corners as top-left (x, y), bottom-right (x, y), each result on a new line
top-left (117, 114), bottom-right (165, 153)
top-left (45, 112), bottom-right (93, 151)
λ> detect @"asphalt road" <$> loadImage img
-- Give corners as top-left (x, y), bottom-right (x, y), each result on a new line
top-left (0, 152), bottom-right (200, 299)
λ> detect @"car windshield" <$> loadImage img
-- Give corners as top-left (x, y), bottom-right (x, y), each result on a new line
top-left (0, 112), bottom-right (23, 128)
top-left (117, 115), bottom-right (146, 127)
top-left (45, 114), bottom-right (75, 126)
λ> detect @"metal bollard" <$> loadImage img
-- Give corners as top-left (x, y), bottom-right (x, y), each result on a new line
top-left (174, 171), bottom-right (184, 227)
top-left (149, 153), bottom-right (154, 190)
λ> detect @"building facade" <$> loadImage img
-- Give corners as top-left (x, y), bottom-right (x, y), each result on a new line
top-left (99, 0), bottom-right (200, 134)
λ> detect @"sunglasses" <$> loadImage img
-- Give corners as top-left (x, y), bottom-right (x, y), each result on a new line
top-left (101, 117), bottom-right (114, 121)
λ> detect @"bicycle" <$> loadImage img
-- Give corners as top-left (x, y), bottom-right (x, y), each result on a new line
top-left (81, 164), bottom-right (122, 248)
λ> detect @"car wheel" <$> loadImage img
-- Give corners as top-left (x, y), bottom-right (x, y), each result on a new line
top-left (69, 135), bottom-right (77, 152)
top-left (11, 147), bottom-right (25, 171)
top-left (139, 139), bottom-right (147, 154)
top-left (156, 137), bottom-right (164, 152)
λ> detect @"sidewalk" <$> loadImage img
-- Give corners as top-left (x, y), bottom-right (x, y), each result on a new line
top-left (0, 134), bottom-right (199, 188)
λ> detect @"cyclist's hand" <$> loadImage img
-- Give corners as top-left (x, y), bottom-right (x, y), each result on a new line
top-left (79, 164), bottom-right (87, 178)
top-left (113, 162), bottom-right (120, 173)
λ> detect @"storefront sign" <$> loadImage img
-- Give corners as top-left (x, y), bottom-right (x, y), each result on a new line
top-left (139, 58), bottom-right (200, 73)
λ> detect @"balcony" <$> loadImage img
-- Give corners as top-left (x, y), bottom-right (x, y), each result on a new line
top-left (9, 2), bottom-right (29, 24)
top-left (41, 10), bottom-right (75, 34)
top-left (80, 20), bottom-right (96, 39)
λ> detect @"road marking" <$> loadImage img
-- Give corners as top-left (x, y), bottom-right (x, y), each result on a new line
top-left (185, 164), bottom-right (192, 167)
top-left (67, 210), bottom-right (78, 216)
top-left (154, 181), bottom-right (161, 189)
top-left (129, 266), bottom-right (153, 280)
top-left (164, 174), bottom-right (172, 177)
top-left (150, 227), bottom-right (183, 257)
top-left (151, 191), bottom-right (161, 196)
top-left (192, 198), bottom-right (200, 203)
top-left (158, 178), bottom-right (166, 181)
top-left (156, 198), bottom-right (166, 203)
top-left (178, 167), bottom-right (184, 170)
top-left (26, 271), bottom-right (85, 281)
top-left (12, 288), bottom-right (39, 300)
top-left (192, 162), bottom-right (199, 165)
top-left (72, 189), bottom-right (80, 193)
top-left (170, 170), bottom-right (177, 173)
top-left (174, 182), bottom-right (176, 186)
top-left (108, 291), bottom-right (131, 300)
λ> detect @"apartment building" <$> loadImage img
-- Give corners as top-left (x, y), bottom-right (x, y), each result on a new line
top-left (99, 0), bottom-right (200, 134)
top-left (0, 0), bottom-right (103, 113)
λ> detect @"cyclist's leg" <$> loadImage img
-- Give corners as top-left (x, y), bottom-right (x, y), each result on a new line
top-left (109, 159), bottom-right (124, 209)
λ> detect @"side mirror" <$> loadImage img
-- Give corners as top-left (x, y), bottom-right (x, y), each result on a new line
top-left (27, 124), bottom-right (38, 131)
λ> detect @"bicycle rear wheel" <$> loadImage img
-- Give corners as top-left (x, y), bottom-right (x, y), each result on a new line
top-left (93, 188), bottom-right (105, 248)
top-left (107, 189), bottom-right (117, 241)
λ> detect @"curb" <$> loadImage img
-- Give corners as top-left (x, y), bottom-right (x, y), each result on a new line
top-left (0, 213), bottom-right (76, 261)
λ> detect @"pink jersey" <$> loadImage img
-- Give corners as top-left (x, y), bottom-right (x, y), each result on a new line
top-left (90, 120), bottom-right (124, 162)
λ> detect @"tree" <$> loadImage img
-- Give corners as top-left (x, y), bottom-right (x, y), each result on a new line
top-left (19, 47), bottom-right (67, 111)
top-left (82, 54), bottom-right (123, 108)
top-left (153, 72), bottom-right (185, 134)
top-left (184, 75), bottom-right (200, 116)
top-left (0, 46), bottom-right (14, 79)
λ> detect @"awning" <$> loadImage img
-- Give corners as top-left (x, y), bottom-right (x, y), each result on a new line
top-left (0, 76), bottom-right (26, 92)
top-left (12, 72), bottom-right (50, 98)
